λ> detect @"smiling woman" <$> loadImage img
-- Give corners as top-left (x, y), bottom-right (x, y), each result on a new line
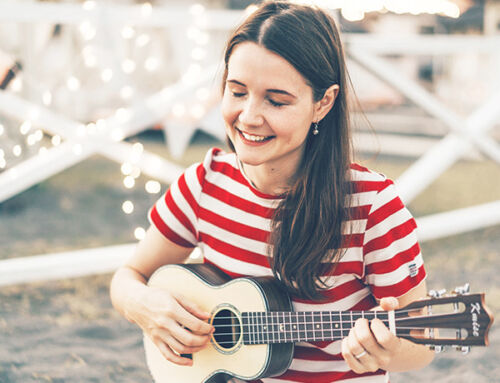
top-left (221, 42), bottom-right (339, 195)
top-left (110, 2), bottom-right (434, 382)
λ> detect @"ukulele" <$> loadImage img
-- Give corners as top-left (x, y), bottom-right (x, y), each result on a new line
top-left (144, 263), bottom-right (494, 383)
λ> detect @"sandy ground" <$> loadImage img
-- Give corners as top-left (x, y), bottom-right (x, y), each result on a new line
top-left (1, 135), bottom-right (499, 382)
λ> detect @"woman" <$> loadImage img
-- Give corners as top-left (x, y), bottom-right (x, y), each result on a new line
top-left (110, 2), bottom-right (434, 381)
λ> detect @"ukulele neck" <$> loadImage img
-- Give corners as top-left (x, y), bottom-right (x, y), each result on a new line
top-left (242, 311), bottom-right (390, 344)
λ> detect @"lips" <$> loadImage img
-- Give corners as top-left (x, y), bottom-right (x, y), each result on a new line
top-left (235, 127), bottom-right (275, 143)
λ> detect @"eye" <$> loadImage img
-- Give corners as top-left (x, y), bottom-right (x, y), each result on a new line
top-left (231, 91), bottom-right (246, 98)
top-left (268, 98), bottom-right (286, 107)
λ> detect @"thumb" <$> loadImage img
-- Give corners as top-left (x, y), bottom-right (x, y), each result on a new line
top-left (379, 296), bottom-right (399, 311)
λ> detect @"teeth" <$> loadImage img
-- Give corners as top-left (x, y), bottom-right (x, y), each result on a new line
top-left (240, 130), bottom-right (270, 142)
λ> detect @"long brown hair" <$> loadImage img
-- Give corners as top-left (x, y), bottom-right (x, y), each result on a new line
top-left (222, 1), bottom-right (353, 300)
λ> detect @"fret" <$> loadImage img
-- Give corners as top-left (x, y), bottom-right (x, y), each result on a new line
top-left (322, 311), bottom-right (331, 341)
top-left (254, 312), bottom-right (259, 345)
top-left (305, 312), bottom-right (314, 342)
top-left (263, 312), bottom-right (269, 344)
top-left (290, 312), bottom-right (298, 342)
top-left (257, 312), bottom-right (262, 344)
top-left (331, 311), bottom-right (341, 340)
top-left (251, 312), bottom-right (256, 345)
top-left (341, 312), bottom-right (351, 338)
top-left (313, 312), bottom-right (322, 341)
top-left (286, 312), bottom-right (292, 343)
top-left (276, 312), bottom-right (282, 343)
top-left (299, 312), bottom-right (306, 342)
top-left (242, 313), bottom-right (249, 344)
top-left (273, 311), bottom-right (281, 343)
top-left (351, 311), bottom-right (363, 330)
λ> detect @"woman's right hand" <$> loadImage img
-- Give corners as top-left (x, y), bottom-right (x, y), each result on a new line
top-left (132, 286), bottom-right (214, 366)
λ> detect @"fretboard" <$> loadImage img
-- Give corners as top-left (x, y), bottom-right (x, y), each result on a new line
top-left (242, 311), bottom-right (389, 344)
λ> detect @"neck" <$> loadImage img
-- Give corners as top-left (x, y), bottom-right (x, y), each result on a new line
top-left (242, 310), bottom-right (390, 345)
top-left (241, 163), bottom-right (292, 196)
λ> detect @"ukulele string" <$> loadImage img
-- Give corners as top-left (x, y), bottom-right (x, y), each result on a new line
top-left (208, 326), bottom-right (435, 338)
top-left (206, 307), bottom-right (428, 322)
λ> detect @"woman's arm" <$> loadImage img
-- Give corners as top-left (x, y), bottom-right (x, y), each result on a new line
top-left (110, 225), bottom-right (214, 366)
top-left (342, 281), bottom-right (434, 373)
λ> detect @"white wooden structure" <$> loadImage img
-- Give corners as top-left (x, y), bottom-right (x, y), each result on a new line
top-left (0, 2), bottom-right (498, 286)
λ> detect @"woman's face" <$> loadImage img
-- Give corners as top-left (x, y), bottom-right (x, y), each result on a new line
top-left (221, 42), bottom-right (316, 173)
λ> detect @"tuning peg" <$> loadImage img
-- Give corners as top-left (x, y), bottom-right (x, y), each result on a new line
top-left (455, 346), bottom-right (470, 354)
top-left (430, 345), bottom-right (445, 353)
top-left (454, 283), bottom-right (470, 295)
top-left (428, 289), bottom-right (446, 298)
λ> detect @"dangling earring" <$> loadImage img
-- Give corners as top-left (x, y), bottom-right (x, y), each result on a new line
top-left (312, 122), bottom-right (319, 135)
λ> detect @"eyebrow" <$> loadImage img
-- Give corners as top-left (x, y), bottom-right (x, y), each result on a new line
top-left (227, 79), bottom-right (297, 99)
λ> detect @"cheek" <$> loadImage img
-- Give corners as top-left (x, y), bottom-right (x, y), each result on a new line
top-left (221, 93), bottom-right (237, 127)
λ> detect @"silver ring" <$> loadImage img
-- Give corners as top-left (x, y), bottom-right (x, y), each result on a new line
top-left (354, 350), bottom-right (367, 359)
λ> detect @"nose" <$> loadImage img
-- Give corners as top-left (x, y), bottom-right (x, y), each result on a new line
top-left (238, 98), bottom-right (264, 127)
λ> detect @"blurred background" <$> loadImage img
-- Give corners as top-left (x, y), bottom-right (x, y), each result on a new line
top-left (0, 0), bottom-right (499, 382)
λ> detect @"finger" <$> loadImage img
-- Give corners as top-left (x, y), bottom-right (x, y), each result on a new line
top-left (379, 297), bottom-right (399, 311)
top-left (348, 325), bottom-right (380, 373)
top-left (170, 323), bottom-right (213, 348)
top-left (164, 330), bottom-right (209, 355)
top-left (171, 298), bottom-right (214, 335)
top-left (370, 318), bottom-right (401, 351)
top-left (154, 337), bottom-right (193, 366)
top-left (175, 293), bottom-right (212, 320)
top-left (341, 337), bottom-right (365, 374)
top-left (353, 318), bottom-right (383, 356)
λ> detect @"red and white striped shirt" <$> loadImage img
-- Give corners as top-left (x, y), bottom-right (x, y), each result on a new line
top-left (149, 148), bottom-right (426, 383)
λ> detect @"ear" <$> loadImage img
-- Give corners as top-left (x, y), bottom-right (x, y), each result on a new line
top-left (313, 84), bottom-right (340, 122)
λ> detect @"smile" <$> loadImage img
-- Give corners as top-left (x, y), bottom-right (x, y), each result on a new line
top-left (236, 128), bottom-right (274, 143)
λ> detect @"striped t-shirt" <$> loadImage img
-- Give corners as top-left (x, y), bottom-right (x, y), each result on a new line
top-left (149, 147), bottom-right (426, 383)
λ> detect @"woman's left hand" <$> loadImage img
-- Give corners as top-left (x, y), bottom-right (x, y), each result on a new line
top-left (341, 297), bottom-right (403, 373)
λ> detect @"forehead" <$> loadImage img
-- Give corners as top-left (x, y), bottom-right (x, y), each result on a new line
top-left (227, 42), bottom-right (310, 93)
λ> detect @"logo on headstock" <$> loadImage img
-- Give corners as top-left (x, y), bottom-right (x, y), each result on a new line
top-left (471, 302), bottom-right (481, 337)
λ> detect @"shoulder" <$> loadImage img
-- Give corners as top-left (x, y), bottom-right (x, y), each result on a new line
top-left (197, 147), bottom-right (238, 177)
top-left (349, 163), bottom-right (394, 194)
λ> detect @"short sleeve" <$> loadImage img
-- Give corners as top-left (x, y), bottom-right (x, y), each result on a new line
top-left (362, 178), bottom-right (426, 299)
top-left (148, 158), bottom-right (206, 248)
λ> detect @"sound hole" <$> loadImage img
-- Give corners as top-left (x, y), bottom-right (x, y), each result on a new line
top-left (212, 308), bottom-right (241, 350)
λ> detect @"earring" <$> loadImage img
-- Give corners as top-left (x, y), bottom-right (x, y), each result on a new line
top-left (312, 122), bottom-right (319, 135)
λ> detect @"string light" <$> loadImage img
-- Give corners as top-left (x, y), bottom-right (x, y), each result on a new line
top-left (136, 33), bottom-right (151, 47)
top-left (42, 91), bottom-right (52, 106)
top-left (121, 162), bottom-right (133, 176)
top-left (12, 78), bottom-right (22, 92)
top-left (141, 2), bottom-right (153, 17)
top-left (123, 175), bottom-right (135, 188)
top-left (134, 227), bottom-right (146, 240)
top-left (145, 180), bottom-right (161, 194)
top-left (120, 86), bottom-right (134, 100)
top-left (19, 121), bottom-right (32, 135)
top-left (122, 59), bottom-right (136, 74)
top-left (144, 57), bottom-right (160, 72)
top-left (67, 76), bottom-right (81, 91)
top-left (121, 26), bottom-right (135, 39)
top-left (289, 0), bottom-right (461, 19)
top-left (72, 144), bottom-right (83, 155)
top-left (79, 21), bottom-right (97, 41)
top-left (82, 1), bottom-right (96, 11)
top-left (101, 68), bottom-right (113, 82)
top-left (51, 135), bottom-right (62, 146)
top-left (122, 200), bottom-right (134, 214)
top-left (12, 145), bottom-right (22, 157)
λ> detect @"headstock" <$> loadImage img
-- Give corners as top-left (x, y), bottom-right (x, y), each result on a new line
top-left (394, 284), bottom-right (494, 352)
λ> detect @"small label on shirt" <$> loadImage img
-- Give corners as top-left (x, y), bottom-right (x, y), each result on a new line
top-left (408, 262), bottom-right (418, 277)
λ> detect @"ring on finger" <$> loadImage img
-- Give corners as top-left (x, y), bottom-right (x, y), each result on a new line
top-left (354, 350), bottom-right (367, 359)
